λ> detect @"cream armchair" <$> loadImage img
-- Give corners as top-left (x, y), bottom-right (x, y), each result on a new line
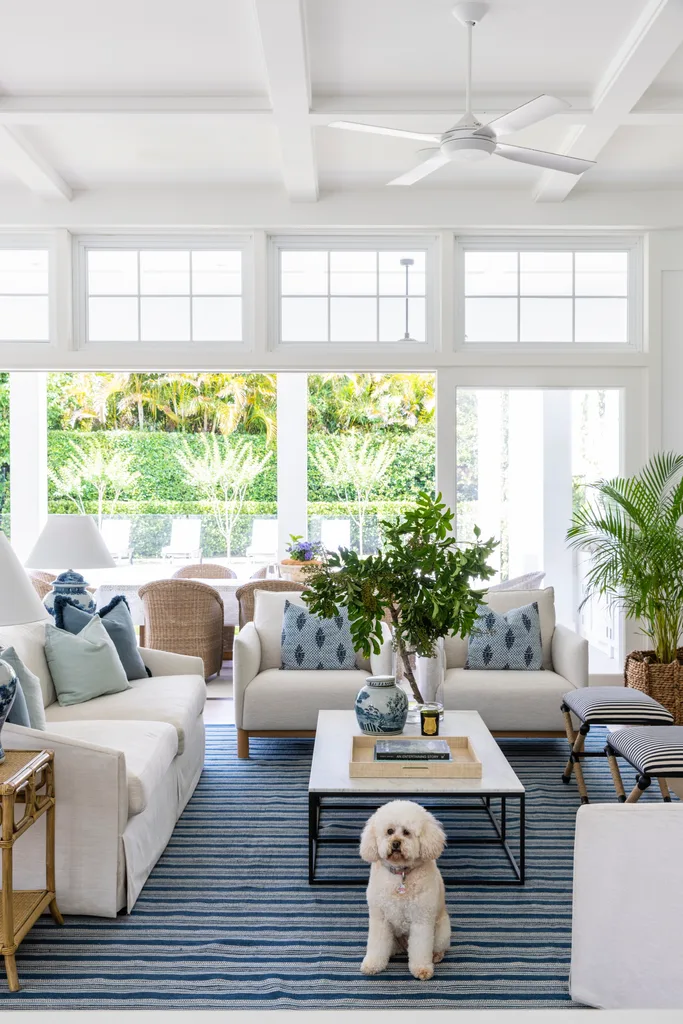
top-left (234, 589), bottom-right (393, 758)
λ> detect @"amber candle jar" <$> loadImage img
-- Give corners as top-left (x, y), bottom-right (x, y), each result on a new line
top-left (420, 704), bottom-right (441, 736)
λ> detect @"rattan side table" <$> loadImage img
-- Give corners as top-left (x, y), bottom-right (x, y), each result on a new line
top-left (0, 750), bottom-right (63, 992)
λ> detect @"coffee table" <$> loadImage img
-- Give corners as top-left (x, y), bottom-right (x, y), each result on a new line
top-left (308, 710), bottom-right (525, 886)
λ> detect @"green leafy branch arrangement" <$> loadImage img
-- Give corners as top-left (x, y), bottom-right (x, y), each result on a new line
top-left (301, 491), bottom-right (498, 703)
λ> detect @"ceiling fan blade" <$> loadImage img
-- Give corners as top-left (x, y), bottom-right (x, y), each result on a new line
top-left (495, 143), bottom-right (595, 175)
top-left (328, 120), bottom-right (440, 143)
top-left (487, 95), bottom-right (569, 136)
top-left (387, 150), bottom-right (450, 186)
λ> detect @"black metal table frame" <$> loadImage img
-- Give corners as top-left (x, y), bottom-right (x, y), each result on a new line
top-left (308, 790), bottom-right (525, 886)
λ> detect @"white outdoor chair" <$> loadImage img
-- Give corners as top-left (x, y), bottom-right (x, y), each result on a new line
top-left (100, 519), bottom-right (133, 564)
top-left (320, 518), bottom-right (351, 554)
top-left (245, 519), bottom-right (278, 565)
top-left (161, 519), bottom-right (202, 563)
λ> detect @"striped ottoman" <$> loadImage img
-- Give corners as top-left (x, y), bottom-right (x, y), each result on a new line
top-left (606, 726), bottom-right (683, 803)
top-left (560, 687), bottom-right (674, 803)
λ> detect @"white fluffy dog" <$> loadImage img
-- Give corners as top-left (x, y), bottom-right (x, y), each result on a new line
top-left (359, 799), bottom-right (450, 980)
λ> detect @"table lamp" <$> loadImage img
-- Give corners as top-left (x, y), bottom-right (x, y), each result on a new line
top-left (24, 515), bottom-right (116, 617)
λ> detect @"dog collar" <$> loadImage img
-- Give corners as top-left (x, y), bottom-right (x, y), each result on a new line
top-left (383, 861), bottom-right (414, 894)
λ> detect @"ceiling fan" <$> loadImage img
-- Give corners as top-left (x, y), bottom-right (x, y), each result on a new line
top-left (327, 2), bottom-right (595, 186)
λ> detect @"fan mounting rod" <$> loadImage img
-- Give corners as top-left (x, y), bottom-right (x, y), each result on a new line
top-left (452, 4), bottom-right (488, 118)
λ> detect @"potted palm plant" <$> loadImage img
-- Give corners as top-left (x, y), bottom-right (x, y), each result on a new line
top-left (567, 452), bottom-right (683, 722)
top-left (301, 491), bottom-right (497, 708)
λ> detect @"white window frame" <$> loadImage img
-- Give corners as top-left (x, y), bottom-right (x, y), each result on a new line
top-left (268, 234), bottom-right (439, 352)
top-left (454, 235), bottom-right (643, 353)
top-left (73, 234), bottom-right (254, 351)
top-left (0, 234), bottom-right (58, 347)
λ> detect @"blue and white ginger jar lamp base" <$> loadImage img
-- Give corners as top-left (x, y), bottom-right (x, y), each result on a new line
top-left (44, 569), bottom-right (95, 618)
top-left (0, 660), bottom-right (18, 764)
top-left (355, 675), bottom-right (408, 735)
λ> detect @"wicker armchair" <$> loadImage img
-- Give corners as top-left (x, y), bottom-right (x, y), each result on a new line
top-left (172, 563), bottom-right (237, 580)
top-left (139, 579), bottom-right (224, 680)
top-left (234, 580), bottom-right (307, 630)
top-left (172, 563), bottom-right (238, 660)
top-left (28, 570), bottom-right (56, 601)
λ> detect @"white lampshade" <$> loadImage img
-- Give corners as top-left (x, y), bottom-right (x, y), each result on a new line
top-left (25, 515), bottom-right (116, 572)
top-left (0, 533), bottom-right (49, 625)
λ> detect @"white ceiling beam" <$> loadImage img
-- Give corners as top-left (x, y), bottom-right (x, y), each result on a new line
top-left (311, 94), bottom-right (594, 123)
top-left (533, 0), bottom-right (683, 203)
top-left (0, 95), bottom-right (272, 124)
top-left (0, 125), bottom-right (71, 200)
top-left (252, 0), bottom-right (318, 202)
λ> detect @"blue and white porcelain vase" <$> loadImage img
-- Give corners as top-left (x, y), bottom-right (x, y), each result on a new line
top-left (0, 660), bottom-right (17, 765)
top-left (44, 569), bottom-right (95, 618)
top-left (355, 675), bottom-right (408, 735)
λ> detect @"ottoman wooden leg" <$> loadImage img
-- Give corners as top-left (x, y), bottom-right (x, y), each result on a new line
top-left (606, 746), bottom-right (627, 802)
top-left (626, 774), bottom-right (651, 803)
top-left (564, 722), bottom-right (590, 803)
top-left (561, 707), bottom-right (578, 784)
top-left (658, 777), bottom-right (672, 802)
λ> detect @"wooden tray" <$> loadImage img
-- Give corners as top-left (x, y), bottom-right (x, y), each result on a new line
top-left (349, 735), bottom-right (482, 779)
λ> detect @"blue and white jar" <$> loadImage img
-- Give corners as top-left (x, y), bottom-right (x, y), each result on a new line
top-left (355, 675), bottom-right (408, 735)
top-left (0, 660), bottom-right (17, 764)
top-left (44, 570), bottom-right (95, 618)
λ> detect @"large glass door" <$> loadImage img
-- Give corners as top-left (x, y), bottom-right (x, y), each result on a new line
top-left (455, 386), bottom-right (622, 669)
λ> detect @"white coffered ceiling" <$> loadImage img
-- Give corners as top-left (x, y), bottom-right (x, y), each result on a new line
top-left (1, 0), bottom-right (683, 203)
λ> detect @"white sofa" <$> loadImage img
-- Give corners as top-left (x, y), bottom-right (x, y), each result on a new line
top-left (442, 588), bottom-right (588, 734)
top-left (571, 803), bottom-right (683, 1009)
top-left (235, 586), bottom-right (587, 754)
top-left (0, 619), bottom-right (206, 918)
top-left (234, 589), bottom-right (393, 757)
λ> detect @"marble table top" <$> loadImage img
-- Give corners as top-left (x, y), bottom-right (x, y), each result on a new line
top-left (309, 710), bottom-right (525, 796)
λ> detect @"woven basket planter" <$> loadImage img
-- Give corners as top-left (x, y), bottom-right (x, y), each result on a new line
top-left (280, 559), bottom-right (321, 583)
top-left (625, 649), bottom-right (683, 724)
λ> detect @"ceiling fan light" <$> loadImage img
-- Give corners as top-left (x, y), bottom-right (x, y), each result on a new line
top-left (441, 136), bottom-right (495, 162)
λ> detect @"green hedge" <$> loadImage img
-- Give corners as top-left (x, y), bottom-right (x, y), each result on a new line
top-left (46, 427), bottom-right (436, 506)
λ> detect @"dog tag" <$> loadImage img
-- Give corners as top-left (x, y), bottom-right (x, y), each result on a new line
top-left (395, 871), bottom-right (407, 895)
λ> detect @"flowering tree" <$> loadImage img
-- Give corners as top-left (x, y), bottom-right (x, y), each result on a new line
top-left (311, 434), bottom-right (395, 555)
top-left (176, 435), bottom-right (272, 560)
top-left (48, 445), bottom-right (140, 528)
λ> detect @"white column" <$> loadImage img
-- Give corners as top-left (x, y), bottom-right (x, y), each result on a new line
top-left (476, 390), bottom-right (503, 579)
top-left (436, 368), bottom-right (457, 521)
top-left (276, 372), bottom-right (308, 560)
top-left (507, 390), bottom-right (543, 576)
top-left (9, 372), bottom-right (47, 562)
top-left (542, 390), bottom-right (574, 628)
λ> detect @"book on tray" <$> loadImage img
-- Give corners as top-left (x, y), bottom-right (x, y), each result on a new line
top-left (374, 739), bottom-right (451, 761)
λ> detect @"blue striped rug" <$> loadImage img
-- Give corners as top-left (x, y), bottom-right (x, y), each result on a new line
top-left (7, 724), bottom-right (660, 1009)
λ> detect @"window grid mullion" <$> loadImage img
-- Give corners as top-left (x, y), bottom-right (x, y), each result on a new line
top-left (189, 250), bottom-right (194, 345)
top-left (571, 251), bottom-right (576, 344)
top-left (516, 251), bottom-right (521, 343)
top-left (136, 250), bottom-right (141, 343)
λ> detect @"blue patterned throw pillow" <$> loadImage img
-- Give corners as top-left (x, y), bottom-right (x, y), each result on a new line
top-left (466, 601), bottom-right (543, 671)
top-left (280, 600), bottom-right (356, 670)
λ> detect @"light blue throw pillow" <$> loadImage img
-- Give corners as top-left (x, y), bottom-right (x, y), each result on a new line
top-left (466, 601), bottom-right (543, 671)
top-left (45, 616), bottom-right (131, 707)
top-left (54, 594), bottom-right (148, 681)
top-left (5, 675), bottom-right (31, 728)
top-left (280, 600), bottom-right (357, 670)
top-left (0, 647), bottom-right (46, 729)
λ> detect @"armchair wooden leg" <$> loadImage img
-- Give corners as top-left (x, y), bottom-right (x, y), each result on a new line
top-left (237, 729), bottom-right (250, 759)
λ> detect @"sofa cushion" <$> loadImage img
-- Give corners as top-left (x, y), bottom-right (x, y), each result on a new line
top-left (0, 619), bottom-right (55, 707)
top-left (444, 588), bottom-right (556, 671)
top-left (254, 589), bottom-right (307, 670)
top-left (55, 595), bottom-right (149, 682)
top-left (242, 669), bottom-right (370, 730)
top-left (44, 674), bottom-right (206, 754)
top-left (0, 646), bottom-right (46, 729)
top-left (45, 617), bottom-right (131, 706)
top-left (444, 666), bottom-right (575, 732)
top-left (46, 719), bottom-right (178, 816)
top-left (466, 601), bottom-right (543, 671)
top-left (281, 600), bottom-right (356, 670)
